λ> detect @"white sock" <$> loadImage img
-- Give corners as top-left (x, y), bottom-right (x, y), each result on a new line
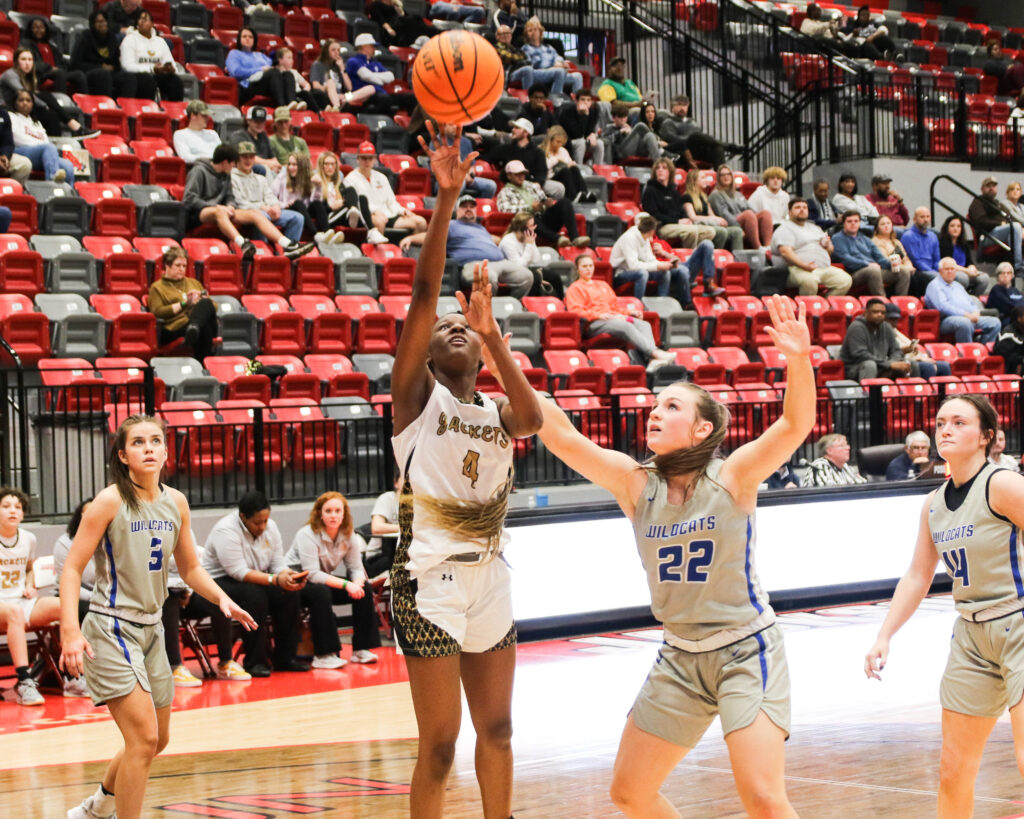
top-left (93, 785), bottom-right (116, 815)
top-left (279, 238), bottom-right (295, 248)
top-left (233, 235), bottom-right (245, 248)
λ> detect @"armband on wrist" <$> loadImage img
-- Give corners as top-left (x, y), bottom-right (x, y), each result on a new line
top-left (268, 573), bottom-right (275, 586)
top-left (181, 294), bottom-right (187, 305)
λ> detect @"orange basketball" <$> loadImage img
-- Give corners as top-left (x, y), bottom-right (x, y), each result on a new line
top-left (411, 31), bottom-right (504, 126)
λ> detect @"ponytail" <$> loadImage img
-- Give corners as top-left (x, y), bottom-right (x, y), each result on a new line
top-left (108, 414), bottom-right (165, 514)
top-left (645, 383), bottom-right (729, 480)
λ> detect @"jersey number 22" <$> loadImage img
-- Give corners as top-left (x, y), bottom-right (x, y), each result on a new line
top-left (658, 540), bottom-right (715, 583)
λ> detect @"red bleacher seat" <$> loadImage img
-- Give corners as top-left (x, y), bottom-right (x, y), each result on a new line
top-left (89, 294), bottom-right (157, 359)
top-left (0, 293), bottom-right (48, 365)
top-left (270, 400), bottom-right (339, 470)
top-left (290, 295), bottom-right (352, 355)
top-left (242, 295), bottom-right (307, 357)
top-left (0, 250), bottom-right (43, 297)
top-left (247, 255), bottom-right (293, 296)
top-left (77, 182), bottom-right (138, 236)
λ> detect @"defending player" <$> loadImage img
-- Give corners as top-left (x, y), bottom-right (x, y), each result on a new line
top-left (513, 296), bottom-right (813, 817)
top-left (61, 415), bottom-right (256, 819)
top-left (866, 394), bottom-right (1024, 817)
top-left (389, 122), bottom-right (543, 819)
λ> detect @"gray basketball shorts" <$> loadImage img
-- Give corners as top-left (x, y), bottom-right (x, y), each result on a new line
top-left (941, 611), bottom-right (1024, 718)
top-left (631, 623), bottom-right (791, 749)
top-left (82, 612), bottom-right (174, 709)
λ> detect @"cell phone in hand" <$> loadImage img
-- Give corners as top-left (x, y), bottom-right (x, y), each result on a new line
top-left (292, 571), bottom-right (309, 581)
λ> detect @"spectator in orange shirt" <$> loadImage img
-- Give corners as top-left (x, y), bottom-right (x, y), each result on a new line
top-left (565, 254), bottom-right (677, 370)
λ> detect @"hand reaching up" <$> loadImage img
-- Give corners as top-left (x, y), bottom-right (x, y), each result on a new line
top-left (417, 121), bottom-right (478, 195)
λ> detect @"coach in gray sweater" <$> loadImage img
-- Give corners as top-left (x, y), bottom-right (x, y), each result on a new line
top-left (839, 297), bottom-right (919, 381)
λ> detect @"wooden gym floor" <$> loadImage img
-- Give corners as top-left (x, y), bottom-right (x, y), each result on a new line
top-left (2, 596), bottom-right (1024, 818)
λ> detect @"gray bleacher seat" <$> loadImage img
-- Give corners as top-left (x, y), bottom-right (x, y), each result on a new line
top-left (351, 353), bottom-right (395, 392)
top-left (123, 185), bottom-right (187, 238)
top-left (152, 357), bottom-right (219, 402)
top-left (589, 214), bottom-right (625, 246)
top-left (184, 37), bottom-right (225, 65)
top-left (318, 242), bottom-right (363, 266)
top-left (172, 2), bottom-right (209, 28)
top-left (536, 246), bottom-right (561, 267)
top-left (32, 183), bottom-right (89, 235)
top-left (246, 7), bottom-right (282, 35)
top-left (337, 258), bottom-right (379, 296)
top-left (31, 234), bottom-right (81, 257)
top-left (207, 104), bottom-right (242, 125)
top-left (34, 294), bottom-right (107, 360)
top-left (322, 398), bottom-right (386, 459)
top-left (505, 312), bottom-right (541, 356)
top-left (357, 114), bottom-right (395, 131)
top-left (51, 9), bottom-right (89, 29)
top-left (46, 254), bottom-right (98, 297)
top-left (582, 175), bottom-right (609, 201)
top-left (374, 125), bottom-right (411, 156)
top-left (151, 356), bottom-right (205, 385)
top-left (643, 298), bottom-right (700, 348)
top-left (210, 296), bottom-right (259, 358)
top-left (573, 202), bottom-right (607, 222)
top-left (545, 260), bottom-right (575, 291)
top-left (623, 166), bottom-right (652, 184)
top-left (496, 95), bottom-right (523, 120)
top-left (436, 296), bottom-right (462, 316)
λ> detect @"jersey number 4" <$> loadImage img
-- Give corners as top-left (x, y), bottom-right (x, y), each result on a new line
top-left (462, 450), bottom-right (480, 488)
top-left (942, 546), bottom-right (970, 587)
top-left (657, 540), bottom-right (715, 583)
top-left (148, 536), bottom-right (164, 572)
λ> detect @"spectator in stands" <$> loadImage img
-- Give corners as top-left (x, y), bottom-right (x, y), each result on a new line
top-left (658, 95), bottom-right (730, 170)
top-left (119, 10), bottom-right (184, 102)
top-left (806, 178), bottom-right (839, 230)
top-left (495, 23), bottom-right (535, 90)
top-left (500, 211), bottom-right (565, 298)
top-left (842, 6), bottom-right (898, 60)
top-left (1003, 180), bottom-right (1024, 224)
top-left (989, 428), bottom-right (1021, 471)
top-left (274, 47), bottom-right (324, 113)
top-left (872, 214), bottom-right (915, 284)
top-left (610, 213), bottom-right (690, 301)
top-left (766, 459), bottom-right (801, 490)
top-left (10, 91), bottom-right (75, 184)
top-left (486, 118), bottom-right (554, 193)
top-left (839, 297), bottom-right (916, 381)
top-left (557, 89), bottom-right (608, 166)
top-left (365, 474), bottom-right (400, 584)
top-left (747, 167), bottom-right (791, 226)
top-left (831, 172), bottom-right (878, 227)
top-left (313, 151), bottom-right (352, 230)
top-left (605, 102), bottom-right (664, 163)
top-left (52, 500), bottom-right (92, 625)
top-left (227, 27), bottom-right (298, 112)
top-left (639, 102), bottom-right (669, 151)
top-left (709, 165), bottom-right (773, 249)
top-left (994, 305), bottom-right (1024, 374)
top-left (346, 33), bottom-right (407, 115)
top-left (938, 214), bottom-right (990, 295)
top-left (1, 49), bottom-right (92, 138)
top-left (642, 157), bottom-right (715, 247)
top-left (0, 106), bottom-right (30, 184)
top-left (681, 168), bottom-right (742, 250)
top-left (173, 99), bottom-right (221, 164)
top-left (430, 0), bottom-right (485, 22)
top-left (20, 18), bottom-right (87, 98)
top-left (70, 12), bottom-right (131, 98)
top-left (801, 4), bottom-right (879, 59)
top-left (344, 140), bottom-right (427, 244)
top-left (924, 256), bottom-right (1001, 344)
top-left (227, 106), bottom-right (278, 176)
top-left (883, 302), bottom-right (950, 380)
top-left (866, 173), bottom-right (909, 230)
top-left (642, 209), bottom-right (721, 300)
top-left (274, 153), bottom-right (341, 243)
top-left (201, 491), bottom-right (311, 678)
top-left (400, 195), bottom-right (534, 296)
top-left (268, 107), bottom-right (311, 166)
top-left (286, 492), bottom-right (381, 669)
top-left (438, 122), bottom-right (497, 200)
top-left (986, 262), bottom-right (1023, 326)
top-left (522, 17), bottom-right (582, 97)
top-left (101, 0), bottom-right (142, 33)
top-left (968, 175), bottom-right (1024, 276)
top-left (369, 0), bottom-right (436, 48)
top-left (232, 142), bottom-right (314, 256)
top-left (771, 197), bottom-right (852, 295)
top-left (831, 211), bottom-right (908, 295)
top-left (885, 431), bottom-right (935, 481)
top-left (148, 247), bottom-right (219, 362)
top-left (901, 206), bottom-right (942, 286)
top-left (541, 125), bottom-right (587, 202)
top-left (520, 83), bottom-right (557, 137)
top-left (567, 253), bottom-right (677, 369)
top-left (492, 0), bottom-right (529, 42)
top-left (496, 159), bottom-right (589, 248)
top-left (983, 42), bottom-right (1024, 98)
top-left (806, 434), bottom-right (867, 487)
top-left (598, 56), bottom-right (648, 104)
top-left (311, 40), bottom-right (372, 110)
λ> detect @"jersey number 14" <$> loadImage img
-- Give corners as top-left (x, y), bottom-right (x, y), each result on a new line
top-left (657, 540), bottom-right (715, 583)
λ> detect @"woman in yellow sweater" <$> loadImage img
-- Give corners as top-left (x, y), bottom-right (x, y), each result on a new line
top-left (147, 248), bottom-right (218, 362)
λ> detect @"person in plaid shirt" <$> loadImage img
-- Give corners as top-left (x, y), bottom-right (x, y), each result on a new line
top-left (495, 160), bottom-right (589, 248)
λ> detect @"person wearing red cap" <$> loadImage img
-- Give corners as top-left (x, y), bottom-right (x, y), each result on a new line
top-left (343, 140), bottom-right (427, 245)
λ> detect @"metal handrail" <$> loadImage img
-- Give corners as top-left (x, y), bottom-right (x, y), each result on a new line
top-left (929, 173), bottom-right (1012, 251)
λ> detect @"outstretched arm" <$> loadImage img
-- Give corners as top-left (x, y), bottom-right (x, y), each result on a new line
top-left (391, 123), bottom-right (477, 434)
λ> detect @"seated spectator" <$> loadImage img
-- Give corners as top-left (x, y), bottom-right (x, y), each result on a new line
top-left (765, 460), bottom-right (801, 490)
top-left (993, 305), bottom-right (1024, 373)
top-left (986, 262), bottom-right (1023, 326)
top-left (52, 500), bottom-right (93, 626)
top-left (641, 157), bottom-right (716, 248)
top-left (747, 167), bottom-right (791, 226)
top-left (274, 153), bottom-right (341, 243)
top-left (232, 142), bottom-right (314, 257)
top-left (0, 105), bottom-right (29, 185)
top-left (901, 206), bottom-right (942, 287)
top-left (831, 211), bottom-right (908, 295)
top-left (343, 141), bottom-right (427, 244)
top-left (771, 197), bottom-right (852, 295)
top-left (200, 492), bottom-right (311, 678)
top-left (268, 107), bottom-right (311, 166)
top-left (69, 12), bottom-right (131, 97)
top-left (311, 40), bottom-right (375, 110)
top-left (642, 210), bottom-right (722, 301)
top-left (119, 10), bottom-right (184, 102)
top-left (989, 428), bottom-right (1021, 471)
top-left (807, 178), bottom-right (840, 230)
top-left (148, 247), bottom-right (219, 361)
top-left (496, 159), bottom-right (589, 248)
top-left (598, 55), bottom-right (648, 104)
top-left (709, 164), bottom-right (773, 249)
top-left (831, 172), bottom-right (878, 227)
top-left (364, 475), bottom-right (401, 584)
top-left (938, 214), bottom-right (990, 296)
top-left (658, 95), bottom-right (730, 170)
top-left (638, 101), bottom-right (668, 147)
top-left (883, 302), bottom-right (950, 380)
top-left (839, 297), bottom-right (917, 381)
top-left (604, 102), bottom-right (666, 164)
top-left (1004, 180), bottom-right (1024, 223)
top-left (20, 17), bottom-right (87, 97)
top-left (923, 256), bottom-right (1000, 344)
top-left (557, 89), bottom-right (608, 166)
top-left (566, 253), bottom-right (677, 369)
top-left (1, 49), bottom-right (92, 137)
top-left (871, 215), bottom-right (915, 284)
top-left (801, 4), bottom-right (880, 59)
top-left (369, 0), bottom-right (435, 48)
top-left (227, 27), bottom-right (298, 112)
top-left (486, 117), bottom-right (560, 196)
top-left (520, 83), bottom-right (557, 137)
top-left (968, 175), bottom-right (1024, 275)
top-left (227, 106), bottom-right (278, 176)
top-left (984, 42), bottom-right (1024, 99)
top-left (866, 173), bottom-right (909, 231)
top-left (286, 492), bottom-right (381, 668)
top-left (522, 17), bottom-right (582, 97)
top-left (681, 168), bottom-right (742, 251)
top-left (313, 150), bottom-right (351, 230)
top-left (499, 211), bottom-right (565, 298)
top-left (541, 125), bottom-right (587, 202)
top-left (805, 434), bottom-right (867, 487)
top-left (440, 122), bottom-right (497, 200)
top-left (492, 0), bottom-right (529, 42)
top-left (430, 0), bottom-right (485, 23)
top-left (496, 24), bottom-right (535, 90)
top-left (400, 195), bottom-right (533, 296)
top-left (173, 99), bottom-right (221, 164)
top-left (101, 0), bottom-right (142, 33)
top-left (10, 90), bottom-right (75, 183)
top-left (346, 33), bottom-right (414, 115)
top-left (610, 213), bottom-right (692, 301)
top-left (886, 431), bottom-right (936, 481)
top-left (275, 47), bottom-right (324, 113)
top-left (842, 5), bottom-right (898, 60)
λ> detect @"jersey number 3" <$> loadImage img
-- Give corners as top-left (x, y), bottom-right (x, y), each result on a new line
top-left (942, 547), bottom-right (970, 587)
top-left (658, 540), bottom-right (715, 583)
top-left (148, 536), bottom-right (164, 572)
top-left (462, 450), bottom-right (480, 488)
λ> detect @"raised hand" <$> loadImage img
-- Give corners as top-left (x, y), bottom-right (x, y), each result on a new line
top-left (417, 121), bottom-right (478, 195)
top-left (455, 261), bottom-right (500, 338)
top-left (763, 294), bottom-right (810, 358)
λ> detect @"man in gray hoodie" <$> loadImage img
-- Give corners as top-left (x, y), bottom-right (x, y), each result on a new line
top-left (839, 297), bottom-right (918, 381)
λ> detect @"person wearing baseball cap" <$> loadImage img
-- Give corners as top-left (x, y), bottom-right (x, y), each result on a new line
top-left (597, 55), bottom-right (649, 104)
top-left (172, 98), bottom-right (221, 163)
top-left (496, 158), bottom-right (589, 248)
top-left (269, 107), bottom-right (310, 166)
top-left (345, 31), bottom-right (416, 114)
top-left (483, 116), bottom-right (557, 196)
top-left (226, 106), bottom-right (279, 175)
top-left (969, 174), bottom-right (1024, 275)
top-left (866, 173), bottom-right (909, 228)
top-left (343, 139), bottom-right (427, 244)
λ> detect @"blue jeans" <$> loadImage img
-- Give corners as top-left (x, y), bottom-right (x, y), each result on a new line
top-left (988, 222), bottom-right (1023, 269)
top-left (939, 314), bottom-right (1001, 344)
top-left (508, 65), bottom-right (534, 90)
top-left (15, 143), bottom-right (74, 183)
top-left (268, 208), bottom-right (304, 242)
top-left (917, 359), bottom-right (952, 379)
top-left (532, 67), bottom-right (582, 96)
top-left (464, 176), bottom-right (497, 199)
top-left (430, 2), bottom-right (485, 21)
top-left (682, 239), bottom-right (716, 295)
top-left (615, 268), bottom-right (672, 299)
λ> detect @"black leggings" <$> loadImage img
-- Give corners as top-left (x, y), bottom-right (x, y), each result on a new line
top-left (162, 588), bottom-right (235, 666)
top-left (157, 297), bottom-right (217, 362)
top-left (214, 576), bottom-right (302, 669)
top-left (289, 200), bottom-right (331, 234)
top-left (32, 92), bottom-right (75, 137)
top-left (301, 582), bottom-right (381, 655)
top-left (535, 198), bottom-right (579, 243)
top-left (130, 71), bottom-right (184, 102)
top-left (39, 65), bottom-right (88, 97)
top-left (551, 164), bottom-right (585, 201)
top-left (241, 68), bottom-right (296, 109)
